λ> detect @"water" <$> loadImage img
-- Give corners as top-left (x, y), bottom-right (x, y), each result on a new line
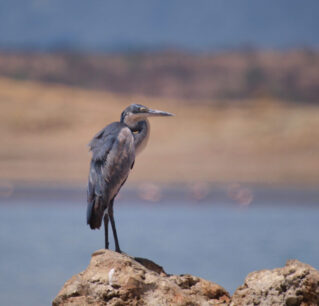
top-left (0, 198), bottom-right (319, 305)
top-left (1, 0), bottom-right (319, 50)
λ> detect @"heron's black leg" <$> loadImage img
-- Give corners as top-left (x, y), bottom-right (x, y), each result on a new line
top-left (108, 199), bottom-right (121, 253)
top-left (103, 213), bottom-right (109, 249)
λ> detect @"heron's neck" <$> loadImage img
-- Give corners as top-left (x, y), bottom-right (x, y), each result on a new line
top-left (132, 119), bottom-right (150, 155)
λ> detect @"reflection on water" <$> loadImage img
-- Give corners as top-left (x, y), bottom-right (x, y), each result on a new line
top-left (0, 191), bottom-right (319, 305)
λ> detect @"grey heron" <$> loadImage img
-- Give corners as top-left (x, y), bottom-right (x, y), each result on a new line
top-left (87, 104), bottom-right (174, 252)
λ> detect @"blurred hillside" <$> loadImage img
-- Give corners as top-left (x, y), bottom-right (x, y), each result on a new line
top-left (0, 75), bottom-right (319, 187)
top-left (0, 50), bottom-right (318, 102)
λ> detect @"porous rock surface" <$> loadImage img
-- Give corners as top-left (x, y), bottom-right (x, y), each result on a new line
top-left (53, 249), bottom-right (230, 306)
top-left (231, 259), bottom-right (319, 306)
top-left (53, 252), bottom-right (319, 306)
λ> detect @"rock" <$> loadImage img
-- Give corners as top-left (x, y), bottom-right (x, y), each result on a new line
top-left (231, 259), bottom-right (319, 306)
top-left (53, 254), bottom-right (319, 306)
top-left (53, 249), bottom-right (230, 306)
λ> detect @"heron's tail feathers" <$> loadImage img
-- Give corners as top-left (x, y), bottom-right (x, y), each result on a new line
top-left (87, 196), bottom-right (104, 229)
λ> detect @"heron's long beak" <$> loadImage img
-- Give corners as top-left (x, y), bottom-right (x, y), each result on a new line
top-left (146, 108), bottom-right (174, 117)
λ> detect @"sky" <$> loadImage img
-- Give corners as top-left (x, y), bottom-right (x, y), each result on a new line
top-left (0, 0), bottom-right (318, 51)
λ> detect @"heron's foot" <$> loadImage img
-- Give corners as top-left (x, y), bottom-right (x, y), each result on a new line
top-left (115, 248), bottom-right (122, 253)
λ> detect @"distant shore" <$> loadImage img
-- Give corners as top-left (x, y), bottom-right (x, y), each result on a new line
top-left (1, 51), bottom-right (319, 187)
top-left (0, 50), bottom-right (318, 102)
top-left (1, 183), bottom-right (318, 207)
top-left (1, 77), bottom-right (319, 186)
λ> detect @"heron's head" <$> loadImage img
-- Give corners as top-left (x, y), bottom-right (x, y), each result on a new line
top-left (120, 104), bottom-right (174, 128)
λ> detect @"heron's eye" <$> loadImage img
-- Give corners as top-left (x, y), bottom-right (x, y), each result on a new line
top-left (139, 107), bottom-right (147, 112)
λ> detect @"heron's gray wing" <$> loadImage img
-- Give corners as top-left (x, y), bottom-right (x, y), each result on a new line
top-left (87, 122), bottom-right (135, 229)
top-left (87, 123), bottom-right (120, 229)
top-left (88, 123), bottom-right (119, 162)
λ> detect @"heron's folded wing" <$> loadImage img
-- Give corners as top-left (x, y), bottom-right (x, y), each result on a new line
top-left (89, 131), bottom-right (116, 161)
top-left (88, 122), bottom-right (134, 198)
top-left (87, 123), bottom-right (120, 226)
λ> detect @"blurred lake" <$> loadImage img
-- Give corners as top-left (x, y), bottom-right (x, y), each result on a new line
top-left (1, 0), bottom-right (319, 50)
top-left (0, 186), bottom-right (319, 306)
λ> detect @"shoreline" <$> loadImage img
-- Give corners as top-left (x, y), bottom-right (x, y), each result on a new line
top-left (1, 183), bottom-right (318, 206)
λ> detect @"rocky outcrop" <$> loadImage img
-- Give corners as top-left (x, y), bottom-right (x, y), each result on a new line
top-left (53, 252), bottom-right (319, 306)
top-left (231, 259), bottom-right (319, 306)
top-left (52, 250), bottom-right (230, 306)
